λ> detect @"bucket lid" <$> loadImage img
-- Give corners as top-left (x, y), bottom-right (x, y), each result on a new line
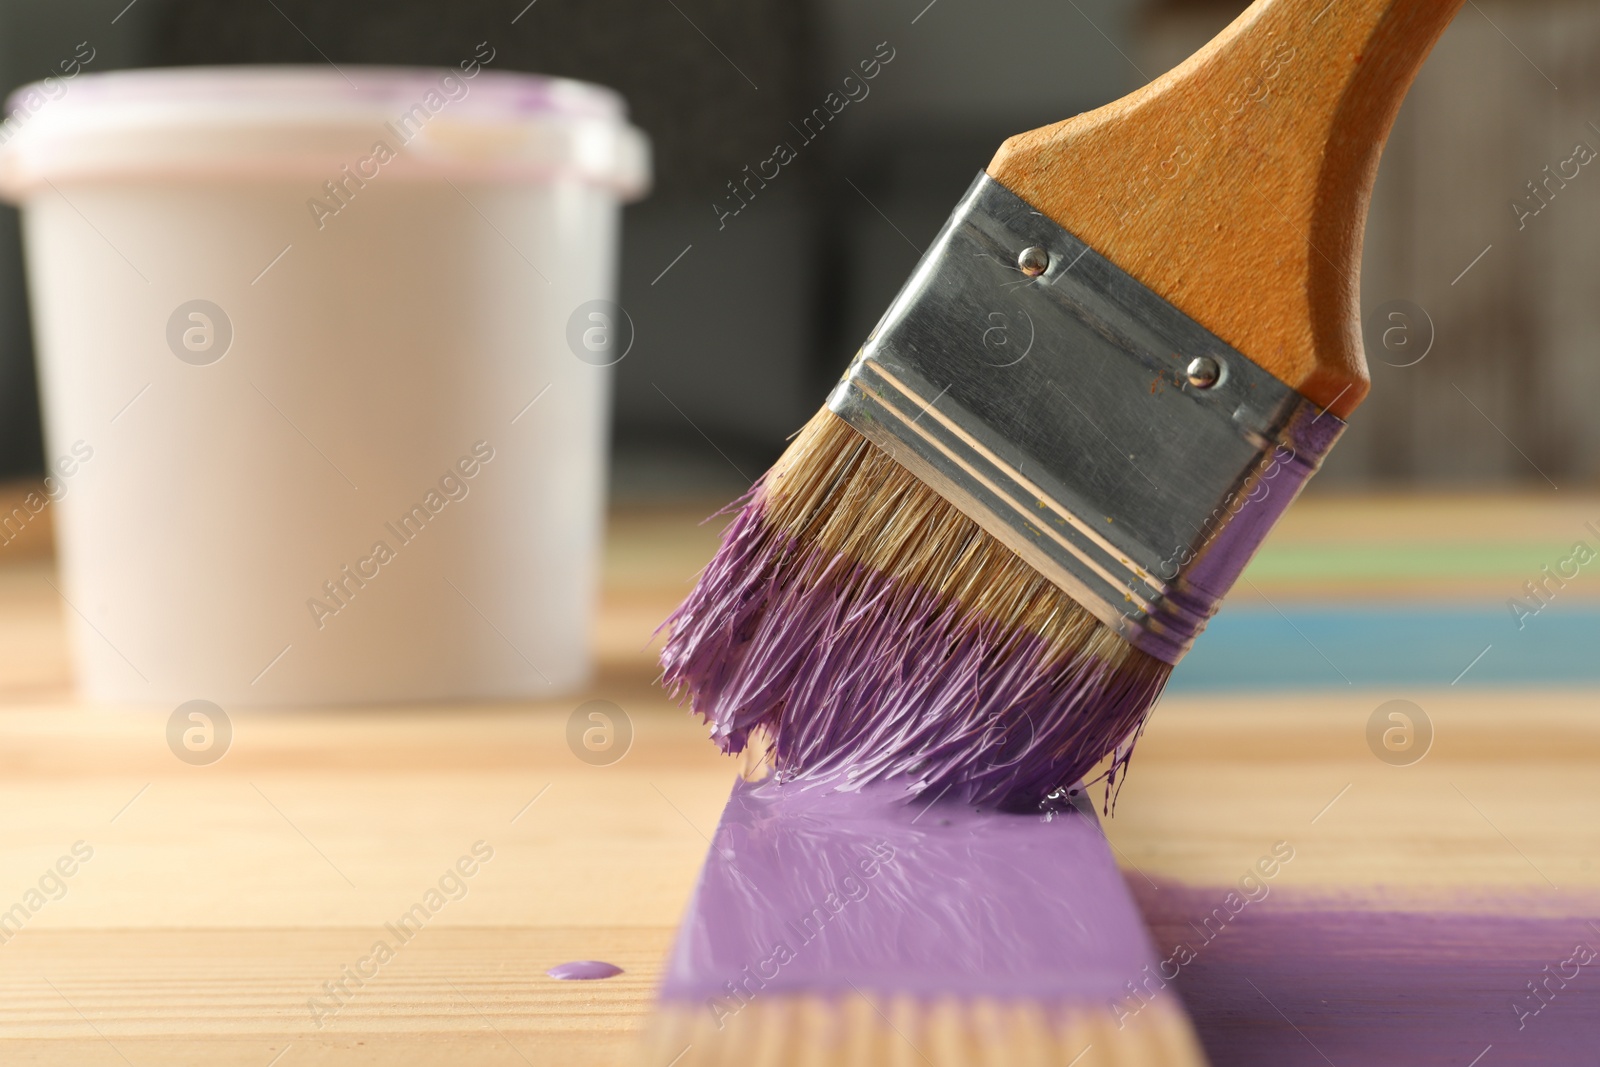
top-left (0, 66), bottom-right (650, 201)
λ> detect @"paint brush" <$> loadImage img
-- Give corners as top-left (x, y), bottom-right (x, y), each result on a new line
top-left (641, 777), bottom-right (1208, 1066)
top-left (661, 0), bottom-right (1465, 807)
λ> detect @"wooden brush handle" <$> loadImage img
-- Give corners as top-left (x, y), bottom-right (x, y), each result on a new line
top-left (988, 0), bottom-right (1463, 417)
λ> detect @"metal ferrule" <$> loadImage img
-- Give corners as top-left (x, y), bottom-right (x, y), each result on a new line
top-left (827, 174), bottom-right (1345, 665)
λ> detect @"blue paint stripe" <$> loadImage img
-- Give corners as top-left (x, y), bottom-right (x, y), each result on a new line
top-left (1168, 604), bottom-right (1600, 691)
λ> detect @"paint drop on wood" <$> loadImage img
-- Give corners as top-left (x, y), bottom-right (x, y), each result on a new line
top-left (547, 960), bottom-right (623, 980)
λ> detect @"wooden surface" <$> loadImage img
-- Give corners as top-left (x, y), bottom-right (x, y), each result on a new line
top-left (1, 484), bottom-right (1598, 1064)
top-left (643, 995), bottom-right (1207, 1067)
top-left (988, 0), bottom-right (1465, 416)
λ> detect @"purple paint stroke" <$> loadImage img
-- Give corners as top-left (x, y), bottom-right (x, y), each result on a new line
top-left (658, 776), bottom-right (1164, 1005)
top-left (660, 488), bottom-right (1165, 808)
top-left (656, 775), bottom-right (1600, 1064)
top-left (1131, 880), bottom-right (1600, 1066)
top-left (547, 960), bottom-right (624, 980)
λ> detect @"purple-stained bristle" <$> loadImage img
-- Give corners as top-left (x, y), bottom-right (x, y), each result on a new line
top-left (660, 484), bottom-right (1168, 810)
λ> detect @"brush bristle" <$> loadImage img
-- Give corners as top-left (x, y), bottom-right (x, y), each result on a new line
top-left (660, 409), bottom-right (1171, 809)
top-left (641, 992), bottom-right (1209, 1067)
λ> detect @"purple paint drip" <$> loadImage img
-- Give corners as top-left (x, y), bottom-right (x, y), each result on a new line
top-left (1131, 880), bottom-right (1600, 1065)
top-left (548, 960), bottom-right (623, 980)
top-left (659, 777), bottom-right (1164, 1005)
top-left (660, 489), bottom-right (1165, 808)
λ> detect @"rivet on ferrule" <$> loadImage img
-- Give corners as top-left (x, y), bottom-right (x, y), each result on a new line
top-left (1185, 356), bottom-right (1223, 389)
top-left (1016, 246), bottom-right (1050, 277)
top-left (828, 174), bottom-right (1347, 665)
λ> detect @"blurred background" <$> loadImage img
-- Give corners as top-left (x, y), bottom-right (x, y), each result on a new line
top-left (0, 0), bottom-right (1593, 498)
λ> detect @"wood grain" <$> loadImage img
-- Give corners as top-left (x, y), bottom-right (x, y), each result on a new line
top-left (988, 0), bottom-right (1465, 417)
top-left (644, 994), bottom-right (1206, 1067)
top-left (0, 490), bottom-right (1596, 1063)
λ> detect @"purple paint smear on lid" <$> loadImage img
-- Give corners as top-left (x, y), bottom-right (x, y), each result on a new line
top-left (548, 960), bottom-right (623, 980)
top-left (9, 66), bottom-right (626, 122)
top-left (659, 776), bottom-right (1163, 1005)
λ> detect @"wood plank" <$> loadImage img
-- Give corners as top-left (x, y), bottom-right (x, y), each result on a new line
top-left (1, 488), bottom-right (1596, 1061)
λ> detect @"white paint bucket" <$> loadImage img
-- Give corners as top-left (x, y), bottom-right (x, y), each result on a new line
top-left (0, 65), bottom-right (650, 706)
